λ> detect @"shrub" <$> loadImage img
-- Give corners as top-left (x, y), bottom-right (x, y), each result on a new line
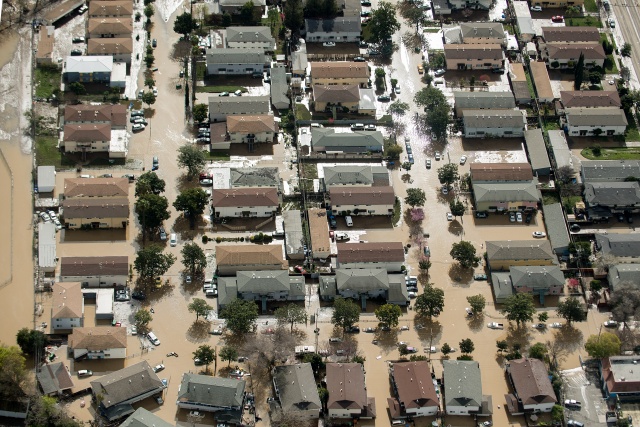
top-left (202, 235), bottom-right (209, 244)
top-left (216, 237), bottom-right (222, 243)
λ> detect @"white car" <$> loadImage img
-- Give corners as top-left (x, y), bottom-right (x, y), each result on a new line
top-left (550, 322), bottom-right (562, 328)
top-left (394, 85), bottom-right (401, 94)
top-left (516, 212), bottom-right (523, 222)
top-left (39, 212), bottom-right (51, 222)
top-left (130, 325), bottom-right (137, 335)
top-left (53, 218), bottom-right (62, 230)
top-left (530, 5), bottom-right (542, 11)
top-left (152, 87), bottom-right (158, 96)
top-left (604, 320), bottom-right (618, 327)
top-left (48, 210), bottom-right (58, 220)
top-left (132, 123), bottom-right (145, 132)
top-left (322, 42), bottom-right (336, 47)
top-left (153, 364), bottom-right (165, 373)
top-left (532, 231), bottom-right (546, 238)
top-left (446, 212), bottom-right (453, 221)
top-left (460, 155), bottom-right (467, 165)
top-left (442, 187), bottom-right (448, 195)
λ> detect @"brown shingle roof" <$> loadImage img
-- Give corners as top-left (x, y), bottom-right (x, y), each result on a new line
top-left (87, 17), bottom-right (133, 35)
top-left (392, 361), bottom-right (439, 410)
top-left (87, 38), bottom-right (133, 55)
top-left (89, 0), bottom-right (134, 17)
top-left (212, 187), bottom-right (279, 208)
top-left (226, 115), bottom-right (275, 134)
top-left (546, 43), bottom-right (606, 60)
top-left (308, 208), bottom-right (331, 256)
top-left (313, 85), bottom-right (360, 103)
top-left (310, 61), bottom-right (369, 79)
top-left (62, 197), bottom-right (130, 219)
top-left (51, 282), bottom-right (83, 319)
top-left (508, 358), bottom-right (557, 406)
top-left (63, 123), bottom-right (111, 142)
top-left (470, 163), bottom-right (533, 181)
top-left (65, 104), bottom-right (112, 122)
top-left (111, 104), bottom-right (127, 127)
top-left (216, 245), bottom-right (285, 268)
top-left (60, 256), bottom-right (129, 277)
top-left (561, 90), bottom-right (622, 108)
top-left (326, 363), bottom-right (367, 410)
top-left (37, 27), bottom-right (54, 60)
top-left (337, 242), bottom-right (404, 263)
top-left (541, 26), bottom-right (600, 43)
top-left (69, 327), bottom-right (127, 350)
top-left (444, 43), bottom-right (503, 60)
top-left (530, 62), bottom-right (554, 100)
top-left (329, 185), bottom-right (395, 206)
top-left (64, 178), bottom-right (129, 198)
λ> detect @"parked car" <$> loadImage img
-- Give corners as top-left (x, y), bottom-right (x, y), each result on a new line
top-left (417, 64), bottom-right (424, 74)
top-left (131, 109), bottom-right (144, 117)
top-left (551, 15), bottom-right (564, 22)
top-left (153, 364), bottom-right (165, 373)
top-left (322, 42), bottom-right (336, 47)
top-left (39, 212), bottom-right (51, 222)
top-left (77, 369), bottom-right (92, 377)
top-left (77, 4), bottom-right (88, 13)
top-left (525, 212), bottom-right (533, 223)
top-left (435, 151), bottom-right (441, 160)
top-left (234, 90), bottom-right (242, 96)
top-left (532, 231), bottom-right (546, 238)
top-left (425, 159), bottom-right (431, 169)
top-left (210, 329), bottom-right (223, 335)
top-left (446, 212), bottom-right (453, 221)
top-left (350, 123), bottom-right (365, 131)
top-left (132, 123), bottom-right (145, 132)
top-left (509, 212), bottom-right (516, 222)
top-left (434, 69), bottom-right (446, 77)
top-left (394, 85), bottom-right (401, 94)
top-left (441, 186), bottom-right (448, 195)
top-left (604, 320), bottom-right (618, 327)
top-left (219, 92), bottom-right (229, 97)
top-left (530, 5), bottom-right (542, 11)
top-left (459, 155), bottom-right (467, 165)
top-left (608, 18), bottom-right (615, 27)
top-left (152, 38), bottom-right (157, 47)
top-left (550, 322), bottom-right (562, 328)
top-left (364, 124), bottom-right (376, 131)
top-left (70, 49), bottom-right (83, 56)
top-left (473, 273), bottom-right (488, 281)
top-left (132, 290), bottom-right (146, 300)
top-left (533, 323), bottom-right (546, 329)
top-left (516, 212), bottom-right (523, 223)
top-left (353, 56), bottom-right (366, 62)
top-left (130, 325), bottom-right (137, 335)
top-left (72, 36), bottom-right (85, 43)
top-left (361, 0), bottom-right (371, 4)
top-left (377, 94), bottom-right (391, 102)
top-left (475, 211), bottom-right (488, 218)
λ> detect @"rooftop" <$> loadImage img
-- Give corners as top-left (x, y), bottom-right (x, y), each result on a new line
top-left (508, 358), bottom-right (556, 406)
top-left (313, 84), bottom-right (360, 103)
top-left (335, 268), bottom-right (389, 292)
top-left (584, 182), bottom-right (640, 207)
top-left (541, 26), bottom-right (600, 43)
top-left (391, 361), bottom-right (439, 409)
top-left (90, 361), bottom-right (163, 409)
top-left (462, 109), bottom-right (525, 127)
top-left (486, 240), bottom-right (555, 261)
top-left (329, 185), bottom-right (395, 206)
top-left (62, 197), bottom-right (130, 219)
top-left (524, 128), bottom-right (552, 172)
top-left (64, 177), bottom-right (129, 198)
top-left (225, 26), bottom-right (274, 44)
top-left (63, 123), bottom-right (111, 142)
top-left (51, 281), bottom-right (83, 320)
top-left (460, 22), bottom-right (506, 39)
top-left (87, 38), bottom-right (133, 56)
top-left (216, 245), bottom-right (285, 268)
top-left (206, 47), bottom-right (265, 64)
top-left (37, 362), bottom-right (74, 395)
top-left (541, 203), bottom-right (571, 254)
top-left (326, 363), bottom-right (367, 410)
top-left (311, 128), bottom-right (384, 150)
top-left (560, 90), bottom-right (621, 108)
top-left (307, 208), bottom-right (331, 256)
top-left (442, 360), bottom-right (483, 408)
top-left (470, 162), bottom-right (533, 182)
top-left (530, 62), bottom-right (554, 100)
top-left (273, 363), bottom-right (322, 413)
top-left (212, 187), bottom-right (279, 208)
top-left (87, 17), bottom-right (133, 35)
top-left (226, 115), bottom-right (275, 134)
top-left (337, 242), bottom-right (405, 264)
top-left (473, 182), bottom-right (540, 203)
top-left (546, 43), bottom-right (606, 60)
top-left (89, 0), bottom-right (134, 16)
top-left (177, 373), bottom-right (245, 408)
top-left (69, 326), bottom-right (127, 350)
top-left (602, 356), bottom-right (640, 394)
top-left (305, 17), bottom-right (361, 33)
top-left (208, 95), bottom-right (270, 116)
top-left (64, 55), bottom-right (114, 74)
top-left (581, 160), bottom-right (640, 182)
top-left (230, 167), bottom-right (279, 188)
top-left (310, 61), bottom-right (369, 79)
top-left (120, 408), bottom-right (174, 427)
top-left (596, 233), bottom-right (640, 258)
top-left (454, 91), bottom-right (515, 111)
top-left (509, 265), bottom-right (565, 290)
top-left (60, 256), bottom-right (129, 277)
top-left (444, 43), bottom-right (504, 60)
top-left (236, 270), bottom-right (304, 296)
top-left (565, 107), bottom-right (628, 127)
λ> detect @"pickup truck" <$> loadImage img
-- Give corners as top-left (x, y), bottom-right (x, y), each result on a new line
top-left (487, 322), bottom-right (504, 329)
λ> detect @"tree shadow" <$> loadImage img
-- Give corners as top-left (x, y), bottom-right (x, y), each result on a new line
top-left (170, 39), bottom-right (192, 63)
top-left (504, 323), bottom-right (532, 350)
top-left (414, 319), bottom-right (443, 348)
top-left (468, 313), bottom-right (485, 332)
top-left (448, 264), bottom-right (473, 285)
top-left (447, 221), bottom-right (464, 236)
top-left (186, 319), bottom-right (212, 343)
top-left (176, 174), bottom-right (200, 193)
top-left (551, 324), bottom-right (584, 356)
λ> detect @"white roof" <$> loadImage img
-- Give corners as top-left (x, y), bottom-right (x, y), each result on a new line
top-left (38, 222), bottom-right (57, 270)
top-left (82, 289), bottom-right (115, 317)
top-left (65, 56), bottom-right (113, 73)
top-left (111, 61), bottom-right (126, 83)
top-left (37, 166), bottom-right (56, 192)
top-left (109, 129), bottom-right (129, 155)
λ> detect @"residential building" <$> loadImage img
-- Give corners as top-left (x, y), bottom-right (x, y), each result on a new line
top-left (470, 163), bottom-right (533, 183)
top-left (51, 282), bottom-right (84, 332)
top-left (44, 0), bottom-right (85, 24)
top-left (62, 123), bottom-right (111, 152)
top-left (512, 2), bottom-right (534, 42)
top-left (87, 17), bottom-right (133, 38)
top-left (272, 364), bottom-right (322, 419)
top-left (486, 240), bottom-right (556, 271)
top-left (229, 167), bottom-right (280, 189)
top-left (68, 326), bottom-right (127, 359)
top-left (321, 165), bottom-right (390, 190)
top-left (311, 128), bottom-right (384, 153)
top-left (530, 62), bottom-right (554, 103)
top-left (560, 91), bottom-right (621, 109)
top-left (271, 64), bottom-right (290, 110)
top-left (312, 84), bottom-right (360, 112)
top-left (340, 0), bottom-right (362, 16)
top-left (39, 222), bottom-right (57, 273)
top-left (337, 242), bottom-right (404, 272)
top-left (120, 408), bottom-right (174, 427)
top-left (581, 160), bottom-right (640, 183)
top-left (310, 62), bottom-right (370, 87)
top-left (358, 88), bottom-right (376, 115)
top-left (64, 177), bottom-right (129, 199)
top-left (292, 40), bottom-right (308, 76)
top-left (219, 0), bottom-right (266, 14)
top-left (531, 0), bottom-right (584, 7)
top-left (205, 48), bottom-right (265, 75)
top-left (585, 182), bottom-right (640, 213)
top-left (215, 244), bottom-right (286, 275)
top-left (37, 165), bottom-right (56, 193)
top-left (89, 1), bottom-right (134, 17)
top-left (87, 38), bottom-right (132, 63)
top-left (64, 104), bottom-right (127, 128)
top-left (37, 362), bottom-right (74, 396)
top-left (91, 361), bottom-right (165, 421)
top-left (505, 358), bottom-right (557, 414)
top-left (510, 265), bottom-right (565, 303)
top-left (211, 187), bottom-right (279, 218)
top-left (456, 22), bottom-right (507, 45)
top-left (491, 271), bottom-right (516, 303)
top-left (308, 207), bottom-right (331, 260)
top-left (453, 91), bottom-right (515, 116)
top-left (216, 270), bottom-right (305, 312)
top-left (444, 44), bottom-right (504, 70)
top-left (472, 182), bottom-right (540, 212)
top-left (596, 233), bottom-right (640, 263)
top-left (304, 18), bottom-right (361, 43)
top-left (208, 95), bottom-right (270, 122)
top-left (329, 186), bottom-right (395, 216)
top-left (542, 203), bottom-right (571, 257)
top-left (524, 129), bottom-right (552, 176)
top-left (388, 361), bottom-right (439, 418)
top-left (462, 109), bottom-right (526, 138)
top-left (443, 360), bottom-right (487, 415)
top-left (548, 130), bottom-right (573, 171)
top-left (509, 62), bottom-right (532, 105)
top-left (432, 0), bottom-right (492, 14)
top-left (544, 43), bottom-right (606, 68)
top-left (176, 374), bottom-right (245, 421)
top-left (601, 356), bottom-right (640, 401)
top-left (319, 268), bottom-right (409, 307)
top-left (63, 56), bottom-right (113, 84)
top-left (326, 363), bottom-right (376, 419)
top-left (60, 256), bottom-right (129, 287)
top-left (608, 264), bottom-right (640, 291)
top-left (541, 26), bottom-right (600, 43)
top-left (283, 210), bottom-right (304, 260)
top-left (225, 26), bottom-right (274, 51)
top-left (226, 115), bottom-right (276, 145)
top-left (62, 197), bottom-right (130, 229)
top-left (565, 107), bottom-right (628, 136)
top-left (36, 26), bottom-right (55, 65)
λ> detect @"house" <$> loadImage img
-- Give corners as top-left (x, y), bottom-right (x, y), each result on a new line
top-left (565, 107), bottom-right (628, 136)
top-left (208, 95), bottom-right (270, 122)
top-left (36, 26), bottom-right (55, 64)
top-left (462, 109), bottom-right (525, 138)
top-left (304, 18), bottom-right (361, 43)
top-left (215, 244), bottom-right (286, 275)
top-left (51, 282), bottom-right (84, 332)
top-left (388, 361), bottom-right (439, 418)
top-left (601, 356), bottom-right (640, 401)
top-left (490, 271), bottom-right (516, 303)
top-left (219, 0), bottom-right (266, 14)
top-left (358, 88), bottom-right (376, 115)
top-left (64, 104), bottom-right (127, 129)
top-left (542, 203), bottom-right (571, 258)
top-left (216, 270), bottom-right (305, 312)
top-left (177, 374), bottom-right (245, 421)
top-left (472, 182), bottom-right (540, 212)
top-left (91, 361), bottom-right (164, 421)
top-left (225, 26), bottom-right (274, 51)
top-left (271, 64), bottom-right (290, 110)
top-left (326, 363), bottom-right (376, 419)
top-left (530, 62), bottom-right (554, 103)
top-left (121, 408), bottom-right (174, 427)
top-left (87, 17), bottom-right (133, 38)
top-left (544, 43), bottom-right (606, 68)
top-left (283, 210), bottom-right (305, 260)
top-left (432, 0), bottom-right (492, 14)
top-left (308, 208), bottom-right (331, 260)
top-left (486, 240), bottom-right (556, 271)
top-left (319, 268), bottom-right (409, 307)
top-left (560, 91), bottom-right (621, 109)
top-left (548, 130), bottom-right (573, 171)
top-left (453, 91), bottom-right (515, 116)
top-left (64, 177), bottom-right (129, 199)
top-left (505, 358), bottom-right (557, 414)
top-left (321, 165), bottom-right (390, 190)
top-left (531, 0), bottom-right (584, 7)
top-left (509, 265), bottom-right (565, 303)
top-left (523, 129), bottom-right (551, 176)
top-left (512, 1), bottom-right (534, 41)
top-left (312, 84), bottom-right (360, 112)
top-left (211, 187), bottom-right (279, 219)
top-left (470, 163), bottom-right (533, 183)
top-left (63, 56), bottom-right (113, 84)
top-left (89, 1), bottom-right (134, 17)
top-left (68, 326), bottom-right (127, 359)
top-left (43, 0), bottom-right (85, 24)
top-left (595, 233), bottom-right (640, 264)
top-left (226, 115), bottom-right (276, 145)
top-left (581, 160), bottom-right (640, 183)
top-left (87, 38), bottom-right (133, 63)
top-left (541, 26), bottom-right (600, 44)
top-left (60, 256), bottom-right (129, 287)
top-left (272, 364), bottom-right (322, 419)
top-left (443, 44), bottom-right (504, 70)
top-left (310, 62), bottom-right (370, 87)
top-left (459, 22), bottom-right (506, 45)
top-left (337, 242), bottom-right (404, 272)
top-left (443, 360), bottom-right (490, 416)
top-left (39, 222), bottom-right (57, 273)
top-left (607, 264), bottom-right (640, 291)
top-left (37, 362), bottom-right (74, 396)
top-left (205, 48), bottom-right (265, 76)
top-left (62, 197), bottom-right (130, 229)
top-left (37, 165), bottom-right (56, 193)
top-left (584, 182), bottom-right (640, 214)
top-left (62, 123), bottom-right (111, 152)
top-left (292, 40), bottom-right (308, 76)
top-left (509, 62), bottom-right (532, 105)
top-left (329, 186), bottom-right (395, 216)
top-left (229, 167), bottom-right (280, 189)
top-left (311, 128), bottom-right (384, 153)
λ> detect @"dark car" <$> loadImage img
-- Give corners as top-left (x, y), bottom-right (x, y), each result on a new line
top-left (377, 95), bottom-right (391, 102)
top-left (353, 56), bottom-right (366, 62)
top-left (132, 290), bottom-right (146, 300)
top-left (70, 49), bottom-right (83, 56)
top-left (361, 0), bottom-right (371, 5)
top-left (346, 326), bottom-right (360, 333)
top-left (475, 211), bottom-right (488, 218)
top-left (525, 212), bottom-right (533, 224)
top-left (122, 174), bottom-right (136, 182)
top-left (570, 224), bottom-right (581, 232)
top-left (491, 67), bottom-right (505, 74)
top-left (473, 273), bottom-right (488, 281)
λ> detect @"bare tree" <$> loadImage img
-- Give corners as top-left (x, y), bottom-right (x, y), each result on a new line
top-left (270, 408), bottom-right (316, 427)
top-left (242, 327), bottom-right (300, 375)
top-left (610, 282), bottom-right (640, 324)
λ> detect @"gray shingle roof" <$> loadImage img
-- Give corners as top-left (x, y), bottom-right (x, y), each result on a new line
top-left (271, 64), bottom-right (289, 109)
top-left (462, 109), bottom-right (525, 128)
top-left (311, 128), bottom-right (384, 149)
top-left (584, 182), bottom-right (640, 207)
top-left (561, 90), bottom-right (621, 108)
top-left (120, 408), bottom-right (174, 427)
top-left (443, 360), bottom-right (483, 409)
top-left (273, 364), bottom-right (322, 413)
top-left (444, 44), bottom-right (503, 60)
top-left (486, 240), bottom-right (555, 262)
top-left (510, 265), bottom-right (565, 290)
top-left (230, 167), bottom-right (279, 188)
top-left (581, 160), bottom-right (640, 183)
top-left (565, 107), bottom-right (628, 127)
top-left (209, 96), bottom-right (270, 117)
top-left (37, 362), bottom-right (74, 395)
top-left (490, 271), bottom-right (515, 302)
top-left (217, 276), bottom-right (238, 307)
top-left (541, 26), bottom-right (600, 43)
top-left (226, 26), bottom-right (274, 44)
top-left (335, 268), bottom-right (389, 292)
top-left (305, 17), bottom-right (361, 34)
top-left (460, 22), bottom-right (506, 39)
top-left (542, 203), bottom-right (571, 255)
top-left (64, 56), bottom-right (113, 73)
top-left (608, 264), bottom-right (640, 291)
top-left (454, 91), bottom-right (515, 111)
top-left (90, 361), bottom-right (164, 409)
top-left (324, 165), bottom-right (374, 186)
top-left (206, 48), bottom-right (265, 64)
top-left (524, 128), bottom-right (551, 173)
top-left (177, 374), bottom-right (245, 408)
top-left (547, 130), bottom-right (572, 170)
top-left (473, 182), bottom-right (540, 203)
top-left (596, 233), bottom-right (640, 258)
top-left (236, 270), bottom-right (305, 296)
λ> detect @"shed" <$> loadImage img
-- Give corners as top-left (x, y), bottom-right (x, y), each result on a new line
top-left (283, 210), bottom-right (304, 260)
top-left (38, 222), bottom-right (57, 273)
top-left (524, 129), bottom-right (551, 176)
top-left (270, 64), bottom-right (290, 110)
top-left (548, 130), bottom-right (574, 172)
top-left (38, 166), bottom-right (56, 193)
top-left (530, 62), bottom-right (554, 103)
top-left (542, 203), bottom-right (570, 257)
top-left (509, 63), bottom-right (532, 105)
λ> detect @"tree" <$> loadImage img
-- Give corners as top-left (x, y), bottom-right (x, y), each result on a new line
top-left (385, 144), bottom-right (403, 160)
top-left (68, 82), bottom-right (86, 95)
top-left (610, 283), bottom-right (640, 322)
top-left (551, 405), bottom-right (564, 423)
top-left (284, 0), bottom-right (304, 42)
top-left (368, 2), bottom-right (400, 49)
top-left (193, 344), bottom-right (216, 373)
top-left (29, 395), bottom-right (82, 427)
top-left (574, 52), bottom-right (585, 90)
top-left (177, 144), bottom-right (206, 180)
top-left (192, 103), bottom-right (208, 123)
top-left (459, 338), bottom-right (475, 354)
top-left (375, 303), bottom-right (402, 328)
top-left (15, 328), bottom-right (46, 355)
top-left (322, 0), bottom-right (338, 17)
top-left (332, 297), bottom-right (360, 331)
top-left (220, 298), bottom-right (259, 334)
top-left (142, 91), bottom-right (156, 108)
top-left (134, 308), bottom-right (153, 327)
top-left (0, 344), bottom-right (28, 399)
top-left (144, 4), bottom-right (154, 19)
top-left (219, 346), bottom-right (238, 366)
top-left (441, 343), bottom-right (452, 356)
top-left (302, 353), bottom-right (325, 373)
top-left (538, 311), bottom-right (549, 323)
top-left (134, 245), bottom-right (176, 279)
top-left (174, 12), bottom-right (196, 38)
top-left (437, 163), bottom-right (459, 188)
top-left (182, 242), bottom-right (207, 275)
top-left (275, 304), bottom-right (308, 332)
top-left (589, 71), bottom-right (602, 85)
top-left (173, 187), bottom-right (209, 228)
top-left (135, 171), bottom-right (166, 196)
top-left (414, 86), bottom-right (451, 141)
top-left (449, 199), bottom-right (465, 218)
top-left (388, 101), bottom-right (409, 116)
top-left (144, 77), bottom-right (155, 89)
top-left (622, 42), bottom-right (632, 57)
top-left (585, 332), bottom-right (621, 358)
top-left (419, 259), bottom-right (432, 272)
top-left (555, 165), bottom-right (575, 185)
top-left (414, 284), bottom-right (445, 319)
top-left (135, 193), bottom-right (170, 238)
top-left (450, 241), bottom-right (480, 268)
top-left (569, 241), bottom-right (592, 264)
top-left (466, 294), bottom-right (486, 314)
top-left (556, 297), bottom-right (587, 324)
top-left (240, 1), bottom-right (258, 24)
top-left (496, 339), bottom-right (509, 353)
top-left (529, 342), bottom-right (548, 360)
top-left (405, 188), bottom-right (426, 208)
top-left (403, 4), bottom-right (424, 32)
top-left (398, 343), bottom-right (409, 356)
top-left (188, 298), bottom-right (213, 321)
top-left (502, 293), bottom-right (536, 326)
top-left (304, 0), bottom-right (323, 17)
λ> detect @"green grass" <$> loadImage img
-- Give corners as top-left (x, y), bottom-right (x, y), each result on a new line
top-left (543, 192), bottom-right (561, 205)
top-left (196, 62), bottom-right (206, 80)
top-left (362, 24), bottom-right (372, 42)
top-left (543, 120), bottom-right (561, 131)
top-left (566, 17), bottom-right (602, 28)
top-left (605, 54), bottom-right (618, 73)
top-left (524, 70), bottom-right (536, 99)
top-left (295, 104), bottom-right (312, 121)
top-left (196, 86), bottom-right (247, 93)
top-left (423, 27), bottom-right (441, 33)
top-left (378, 114), bottom-right (392, 125)
top-left (35, 136), bottom-right (64, 168)
top-left (584, 0), bottom-right (598, 12)
top-left (582, 146), bottom-right (640, 160)
top-left (35, 66), bottom-right (61, 98)
top-left (206, 151), bottom-right (230, 161)
top-left (392, 197), bottom-right (401, 226)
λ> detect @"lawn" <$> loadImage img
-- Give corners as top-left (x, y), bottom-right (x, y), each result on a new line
top-left (295, 104), bottom-right (312, 121)
top-left (543, 120), bottom-right (560, 131)
top-left (566, 17), bottom-right (602, 28)
top-left (196, 62), bottom-right (207, 81)
top-left (36, 136), bottom-right (64, 168)
top-left (543, 192), bottom-right (561, 205)
top-left (206, 151), bottom-right (230, 161)
top-left (35, 65), bottom-right (61, 99)
top-left (581, 146), bottom-right (640, 160)
top-left (605, 54), bottom-right (618, 73)
top-left (524, 70), bottom-right (536, 98)
top-left (584, 0), bottom-right (598, 12)
top-left (423, 28), bottom-right (441, 33)
top-left (197, 86), bottom-right (247, 93)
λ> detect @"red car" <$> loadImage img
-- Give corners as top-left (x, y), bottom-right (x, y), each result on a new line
top-left (294, 265), bottom-right (308, 275)
top-left (551, 15), bottom-right (564, 22)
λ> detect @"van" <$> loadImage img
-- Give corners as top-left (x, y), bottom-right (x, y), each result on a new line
top-left (147, 332), bottom-right (160, 346)
top-left (169, 233), bottom-right (177, 247)
top-left (345, 216), bottom-right (354, 227)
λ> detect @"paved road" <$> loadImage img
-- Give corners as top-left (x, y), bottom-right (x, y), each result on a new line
top-left (609, 0), bottom-right (640, 89)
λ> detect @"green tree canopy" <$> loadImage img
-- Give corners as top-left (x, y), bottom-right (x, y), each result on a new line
top-left (177, 144), bottom-right (206, 180)
top-left (193, 344), bottom-right (216, 373)
top-left (16, 328), bottom-right (47, 355)
top-left (529, 342), bottom-right (548, 360)
top-left (385, 144), bottom-right (403, 160)
top-left (374, 303), bottom-right (402, 328)
top-left (0, 344), bottom-right (28, 399)
top-left (438, 163), bottom-right (459, 187)
top-left (574, 52), bottom-right (585, 90)
top-left (496, 339), bottom-right (509, 353)
top-left (368, 2), bottom-right (400, 50)
top-left (502, 293), bottom-right (536, 326)
top-left (220, 299), bottom-right (259, 334)
top-left (449, 199), bottom-right (465, 218)
top-left (302, 353), bottom-right (325, 373)
top-left (188, 298), bottom-right (213, 321)
top-left (134, 308), bottom-right (153, 328)
top-left (240, 1), bottom-right (259, 24)
top-left (219, 346), bottom-right (238, 366)
top-left (181, 242), bottom-right (207, 275)
top-left (585, 332), bottom-right (621, 358)
top-left (331, 297), bottom-right (360, 331)
top-left (135, 193), bottom-right (170, 237)
top-left (388, 101), bottom-right (409, 116)
top-left (441, 343), bottom-right (452, 356)
top-left (173, 187), bottom-right (209, 228)
top-left (414, 86), bottom-right (451, 141)
top-left (144, 4), bottom-right (154, 18)
top-left (466, 294), bottom-right (486, 314)
top-left (174, 12), bottom-right (196, 38)
top-left (284, 0), bottom-right (304, 42)
top-left (135, 171), bottom-right (165, 196)
top-left (557, 297), bottom-right (587, 324)
top-left (192, 103), bottom-right (208, 123)
top-left (414, 284), bottom-right (445, 319)
top-left (449, 241), bottom-right (480, 268)
top-left (405, 188), bottom-right (426, 208)
top-left (134, 245), bottom-right (176, 280)
top-left (141, 91), bottom-right (156, 108)
top-left (275, 304), bottom-right (308, 332)
top-left (459, 338), bottom-right (475, 354)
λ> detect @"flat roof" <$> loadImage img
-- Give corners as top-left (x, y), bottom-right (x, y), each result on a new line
top-left (38, 222), bottom-right (57, 270)
top-left (524, 129), bottom-right (551, 174)
top-left (530, 62), bottom-right (554, 100)
top-left (308, 208), bottom-right (331, 257)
